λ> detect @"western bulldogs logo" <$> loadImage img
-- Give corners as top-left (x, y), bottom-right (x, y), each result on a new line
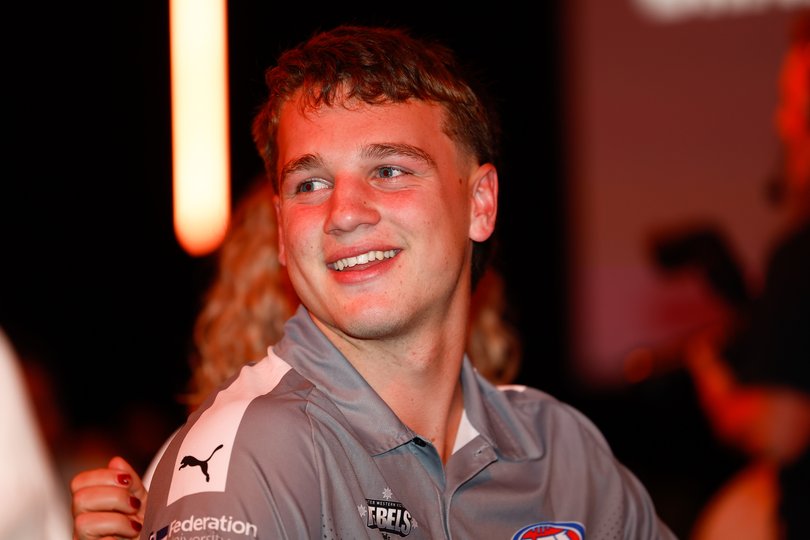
top-left (511, 521), bottom-right (585, 540)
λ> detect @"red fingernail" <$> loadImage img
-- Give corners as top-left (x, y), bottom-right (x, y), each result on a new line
top-left (130, 520), bottom-right (142, 532)
top-left (130, 496), bottom-right (141, 510)
top-left (117, 473), bottom-right (132, 486)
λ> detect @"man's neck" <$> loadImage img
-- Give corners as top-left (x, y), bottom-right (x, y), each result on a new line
top-left (369, 351), bottom-right (465, 464)
top-left (315, 315), bottom-right (468, 463)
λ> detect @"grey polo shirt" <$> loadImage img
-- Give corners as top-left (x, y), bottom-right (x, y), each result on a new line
top-left (141, 306), bottom-right (676, 539)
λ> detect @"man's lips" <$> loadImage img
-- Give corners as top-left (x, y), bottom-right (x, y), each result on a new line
top-left (329, 249), bottom-right (398, 271)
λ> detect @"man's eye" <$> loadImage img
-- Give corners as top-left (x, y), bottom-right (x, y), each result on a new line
top-left (296, 179), bottom-right (329, 193)
top-left (377, 166), bottom-right (404, 179)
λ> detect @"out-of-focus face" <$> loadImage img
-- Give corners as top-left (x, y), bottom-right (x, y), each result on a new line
top-left (775, 42), bottom-right (810, 192)
top-left (273, 94), bottom-right (497, 342)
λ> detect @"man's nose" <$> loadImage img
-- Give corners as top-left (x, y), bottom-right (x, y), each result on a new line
top-left (324, 176), bottom-right (381, 234)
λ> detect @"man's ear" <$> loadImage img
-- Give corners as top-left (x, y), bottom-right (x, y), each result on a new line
top-left (274, 196), bottom-right (287, 266)
top-left (469, 163), bottom-right (498, 242)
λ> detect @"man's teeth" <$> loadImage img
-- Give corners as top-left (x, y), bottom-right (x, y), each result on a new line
top-left (332, 250), bottom-right (396, 271)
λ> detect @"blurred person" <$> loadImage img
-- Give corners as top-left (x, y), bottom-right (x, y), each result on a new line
top-left (645, 223), bottom-right (777, 539)
top-left (72, 176), bottom-right (524, 539)
top-left (0, 327), bottom-right (72, 540)
top-left (18, 340), bottom-right (149, 521)
top-left (645, 10), bottom-right (810, 539)
top-left (181, 178), bottom-right (298, 411)
top-left (74, 24), bottom-right (673, 539)
top-left (467, 264), bottom-right (522, 385)
top-left (690, 11), bottom-right (810, 540)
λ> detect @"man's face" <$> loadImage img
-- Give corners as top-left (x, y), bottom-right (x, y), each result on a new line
top-left (273, 95), bottom-right (497, 341)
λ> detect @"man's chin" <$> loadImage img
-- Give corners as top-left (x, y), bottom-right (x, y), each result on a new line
top-left (314, 306), bottom-right (407, 341)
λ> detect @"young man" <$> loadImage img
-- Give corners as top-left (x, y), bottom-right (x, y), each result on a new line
top-left (73, 25), bottom-right (675, 539)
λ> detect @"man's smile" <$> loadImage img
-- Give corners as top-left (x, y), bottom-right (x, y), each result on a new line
top-left (329, 249), bottom-right (399, 271)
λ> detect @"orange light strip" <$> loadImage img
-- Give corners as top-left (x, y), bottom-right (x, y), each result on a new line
top-left (170, 0), bottom-right (230, 256)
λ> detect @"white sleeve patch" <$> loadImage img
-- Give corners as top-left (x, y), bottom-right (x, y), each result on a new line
top-left (167, 350), bottom-right (292, 504)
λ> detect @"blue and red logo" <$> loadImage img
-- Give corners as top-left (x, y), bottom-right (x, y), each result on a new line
top-left (511, 521), bottom-right (585, 540)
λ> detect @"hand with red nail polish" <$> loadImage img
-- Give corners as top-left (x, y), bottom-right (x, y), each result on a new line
top-left (70, 456), bottom-right (148, 539)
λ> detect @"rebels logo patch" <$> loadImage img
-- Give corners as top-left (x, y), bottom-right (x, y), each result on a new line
top-left (358, 487), bottom-right (416, 537)
top-left (512, 521), bottom-right (585, 540)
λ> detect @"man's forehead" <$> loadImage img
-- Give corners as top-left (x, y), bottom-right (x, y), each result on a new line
top-left (274, 96), bottom-right (464, 176)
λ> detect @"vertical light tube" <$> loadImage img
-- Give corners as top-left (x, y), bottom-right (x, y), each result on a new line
top-left (170, 0), bottom-right (230, 256)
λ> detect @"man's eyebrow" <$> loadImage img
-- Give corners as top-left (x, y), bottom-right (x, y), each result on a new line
top-left (280, 153), bottom-right (324, 181)
top-left (362, 143), bottom-right (436, 168)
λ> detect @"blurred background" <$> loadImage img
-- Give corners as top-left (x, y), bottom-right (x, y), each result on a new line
top-left (2, 1), bottom-right (807, 537)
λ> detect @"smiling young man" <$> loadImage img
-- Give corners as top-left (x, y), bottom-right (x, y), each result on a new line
top-left (271, 95), bottom-right (492, 461)
top-left (76, 25), bottom-right (676, 539)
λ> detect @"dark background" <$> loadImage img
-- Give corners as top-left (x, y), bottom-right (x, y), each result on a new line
top-left (1, 3), bottom-right (739, 537)
top-left (3, 2), bottom-right (567, 428)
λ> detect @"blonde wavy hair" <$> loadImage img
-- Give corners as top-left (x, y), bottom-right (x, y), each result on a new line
top-left (182, 179), bottom-right (297, 409)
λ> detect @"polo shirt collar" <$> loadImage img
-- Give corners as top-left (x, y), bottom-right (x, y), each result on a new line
top-left (273, 306), bottom-right (543, 461)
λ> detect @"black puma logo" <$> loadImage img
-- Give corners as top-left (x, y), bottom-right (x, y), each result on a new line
top-left (179, 443), bottom-right (224, 482)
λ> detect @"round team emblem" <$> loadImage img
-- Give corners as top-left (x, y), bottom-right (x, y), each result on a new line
top-left (511, 521), bottom-right (585, 540)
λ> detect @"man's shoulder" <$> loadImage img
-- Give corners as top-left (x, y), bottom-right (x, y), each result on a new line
top-left (153, 356), bottom-right (325, 504)
top-left (491, 383), bottom-right (561, 411)
top-left (188, 354), bottom-right (320, 437)
top-left (489, 383), bottom-right (612, 448)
